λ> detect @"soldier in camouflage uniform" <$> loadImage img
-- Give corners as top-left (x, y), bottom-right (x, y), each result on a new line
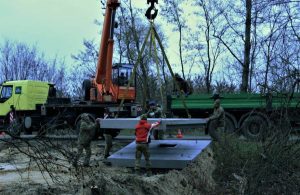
top-left (207, 99), bottom-right (225, 142)
top-left (146, 103), bottom-right (163, 140)
top-left (174, 73), bottom-right (193, 96)
top-left (103, 109), bottom-right (118, 160)
top-left (73, 113), bottom-right (99, 167)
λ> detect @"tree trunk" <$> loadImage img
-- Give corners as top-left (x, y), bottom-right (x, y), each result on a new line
top-left (179, 25), bottom-right (185, 80)
top-left (241, 0), bottom-right (252, 92)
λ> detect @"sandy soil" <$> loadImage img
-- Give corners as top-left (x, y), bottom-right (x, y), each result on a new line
top-left (0, 139), bottom-right (216, 195)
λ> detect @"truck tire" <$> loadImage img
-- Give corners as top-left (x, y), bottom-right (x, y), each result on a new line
top-left (224, 112), bottom-right (237, 133)
top-left (225, 116), bottom-right (235, 133)
top-left (23, 116), bottom-right (33, 135)
top-left (82, 79), bottom-right (91, 101)
top-left (242, 115), bottom-right (267, 140)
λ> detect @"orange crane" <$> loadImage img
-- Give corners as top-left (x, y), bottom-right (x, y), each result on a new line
top-left (84, 0), bottom-right (135, 103)
top-left (83, 0), bottom-right (159, 104)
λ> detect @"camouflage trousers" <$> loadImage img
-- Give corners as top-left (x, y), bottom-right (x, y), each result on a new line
top-left (135, 143), bottom-right (151, 171)
top-left (74, 143), bottom-right (91, 166)
top-left (103, 134), bottom-right (112, 159)
top-left (208, 120), bottom-right (224, 142)
top-left (153, 129), bottom-right (164, 140)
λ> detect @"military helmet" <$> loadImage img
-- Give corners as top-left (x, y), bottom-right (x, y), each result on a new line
top-left (141, 114), bottom-right (147, 120)
top-left (211, 93), bottom-right (221, 100)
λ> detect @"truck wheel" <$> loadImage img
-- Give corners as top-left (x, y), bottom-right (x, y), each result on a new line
top-left (82, 79), bottom-right (91, 101)
top-left (23, 116), bottom-right (33, 135)
top-left (225, 117), bottom-right (235, 133)
top-left (224, 112), bottom-right (237, 134)
top-left (242, 115), bottom-right (267, 140)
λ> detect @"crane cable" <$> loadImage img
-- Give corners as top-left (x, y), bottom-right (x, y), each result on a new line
top-left (151, 24), bottom-right (191, 118)
top-left (151, 22), bottom-right (165, 117)
top-left (116, 26), bottom-right (152, 118)
top-left (116, 22), bottom-right (191, 118)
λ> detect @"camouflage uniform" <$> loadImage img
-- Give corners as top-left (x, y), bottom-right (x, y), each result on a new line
top-left (103, 112), bottom-right (118, 160)
top-left (73, 114), bottom-right (97, 166)
top-left (135, 143), bottom-right (151, 172)
top-left (208, 99), bottom-right (225, 142)
top-left (147, 105), bottom-right (163, 140)
top-left (174, 73), bottom-right (193, 96)
top-left (103, 134), bottom-right (112, 159)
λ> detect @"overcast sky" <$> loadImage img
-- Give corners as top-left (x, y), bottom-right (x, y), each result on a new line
top-left (0, 1), bottom-right (174, 63)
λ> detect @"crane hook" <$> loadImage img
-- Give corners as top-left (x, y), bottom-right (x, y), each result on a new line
top-left (145, 0), bottom-right (158, 20)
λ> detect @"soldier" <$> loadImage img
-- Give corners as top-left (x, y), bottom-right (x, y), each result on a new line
top-left (103, 109), bottom-right (118, 161)
top-left (154, 104), bottom-right (163, 118)
top-left (207, 98), bottom-right (225, 142)
top-left (135, 115), bottom-right (160, 176)
top-left (118, 72), bottom-right (128, 86)
top-left (73, 113), bottom-right (100, 167)
top-left (146, 102), bottom-right (163, 140)
top-left (146, 101), bottom-right (155, 118)
top-left (174, 73), bottom-right (193, 96)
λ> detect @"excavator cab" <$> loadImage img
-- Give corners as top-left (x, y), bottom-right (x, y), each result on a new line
top-left (111, 63), bottom-right (136, 102)
top-left (112, 63), bottom-right (134, 87)
top-left (83, 63), bottom-right (136, 103)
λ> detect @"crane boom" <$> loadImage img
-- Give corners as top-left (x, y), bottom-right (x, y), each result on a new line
top-left (95, 0), bottom-right (120, 93)
top-left (85, 0), bottom-right (135, 103)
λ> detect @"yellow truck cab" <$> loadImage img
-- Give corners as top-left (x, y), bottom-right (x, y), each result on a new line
top-left (0, 80), bottom-right (51, 116)
top-left (0, 80), bottom-right (55, 134)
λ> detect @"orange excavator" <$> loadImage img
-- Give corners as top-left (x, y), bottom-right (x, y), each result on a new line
top-left (83, 0), bottom-right (135, 103)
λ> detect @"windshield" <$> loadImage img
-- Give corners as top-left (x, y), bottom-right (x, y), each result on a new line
top-left (0, 85), bottom-right (13, 99)
top-left (112, 65), bottom-right (134, 87)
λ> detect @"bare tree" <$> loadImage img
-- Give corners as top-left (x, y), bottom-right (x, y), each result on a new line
top-left (0, 40), bottom-right (66, 95)
top-left (161, 0), bottom-right (188, 79)
top-left (193, 0), bottom-right (224, 93)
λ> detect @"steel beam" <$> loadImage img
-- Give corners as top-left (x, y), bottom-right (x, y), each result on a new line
top-left (99, 118), bottom-right (207, 131)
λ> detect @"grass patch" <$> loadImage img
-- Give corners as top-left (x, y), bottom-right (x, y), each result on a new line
top-left (213, 133), bottom-right (300, 194)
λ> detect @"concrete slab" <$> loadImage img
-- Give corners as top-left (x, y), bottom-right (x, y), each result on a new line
top-left (107, 140), bottom-right (211, 169)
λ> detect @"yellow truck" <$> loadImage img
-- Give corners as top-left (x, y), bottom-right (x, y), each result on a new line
top-left (0, 80), bottom-right (140, 137)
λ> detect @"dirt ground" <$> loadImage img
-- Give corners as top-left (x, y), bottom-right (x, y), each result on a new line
top-left (0, 138), bottom-right (216, 195)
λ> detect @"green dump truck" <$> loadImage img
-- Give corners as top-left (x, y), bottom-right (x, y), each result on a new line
top-left (168, 93), bottom-right (300, 139)
top-left (0, 80), bottom-right (140, 137)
